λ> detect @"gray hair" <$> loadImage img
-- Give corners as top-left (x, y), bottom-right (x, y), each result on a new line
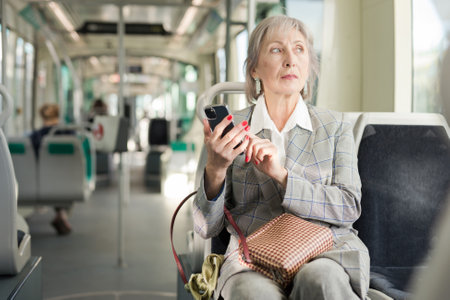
top-left (244, 15), bottom-right (319, 103)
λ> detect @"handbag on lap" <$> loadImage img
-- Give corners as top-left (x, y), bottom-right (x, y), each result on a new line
top-left (225, 208), bottom-right (334, 287)
top-left (172, 191), bottom-right (334, 295)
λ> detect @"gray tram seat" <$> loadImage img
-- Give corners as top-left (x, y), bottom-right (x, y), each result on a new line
top-left (8, 137), bottom-right (38, 203)
top-left (0, 84), bottom-right (31, 275)
top-left (353, 112), bottom-right (450, 300)
top-left (38, 127), bottom-right (96, 204)
top-left (409, 195), bottom-right (450, 300)
top-left (145, 118), bottom-right (170, 191)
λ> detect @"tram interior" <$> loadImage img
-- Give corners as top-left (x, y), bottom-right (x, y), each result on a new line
top-left (1, 0), bottom-right (450, 299)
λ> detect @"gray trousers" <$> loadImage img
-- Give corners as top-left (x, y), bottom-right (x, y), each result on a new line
top-left (220, 258), bottom-right (360, 300)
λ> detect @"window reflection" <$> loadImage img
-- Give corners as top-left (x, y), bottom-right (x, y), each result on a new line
top-left (413, 0), bottom-right (450, 122)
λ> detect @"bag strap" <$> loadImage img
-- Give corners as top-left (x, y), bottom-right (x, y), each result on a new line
top-left (170, 191), bottom-right (198, 285)
top-left (223, 206), bottom-right (251, 263)
top-left (171, 191), bottom-right (252, 285)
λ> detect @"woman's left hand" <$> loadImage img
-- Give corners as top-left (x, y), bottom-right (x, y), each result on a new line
top-left (245, 134), bottom-right (288, 188)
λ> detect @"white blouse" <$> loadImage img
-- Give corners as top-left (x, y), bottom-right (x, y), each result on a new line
top-left (249, 94), bottom-right (313, 166)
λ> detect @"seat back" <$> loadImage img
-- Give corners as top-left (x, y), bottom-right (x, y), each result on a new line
top-left (0, 84), bottom-right (31, 275)
top-left (353, 113), bottom-right (450, 296)
top-left (39, 126), bottom-right (95, 203)
top-left (148, 118), bottom-right (169, 146)
top-left (8, 137), bottom-right (38, 204)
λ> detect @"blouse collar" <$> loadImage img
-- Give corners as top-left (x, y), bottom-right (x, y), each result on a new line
top-left (249, 94), bottom-right (313, 135)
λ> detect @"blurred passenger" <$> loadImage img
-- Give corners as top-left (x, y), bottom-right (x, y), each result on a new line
top-left (30, 103), bottom-right (72, 235)
top-left (88, 98), bottom-right (108, 123)
top-left (30, 103), bottom-right (60, 157)
top-left (193, 15), bottom-right (369, 299)
top-left (87, 98), bottom-right (113, 184)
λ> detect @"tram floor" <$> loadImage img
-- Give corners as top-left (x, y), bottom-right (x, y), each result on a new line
top-left (24, 151), bottom-right (193, 300)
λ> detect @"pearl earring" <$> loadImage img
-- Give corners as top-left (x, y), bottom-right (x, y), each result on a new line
top-left (255, 77), bottom-right (261, 95)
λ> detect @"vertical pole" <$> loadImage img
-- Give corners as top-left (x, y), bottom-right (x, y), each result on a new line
top-left (1, 0), bottom-right (6, 114)
top-left (117, 3), bottom-right (127, 268)
top-left (1, 0), bottom-right (6, 85)
top-left (63, 56), bottom-right (82, 124)
top-left (44, 39), bottom-right (64, 123)
top-left (224, 0), bottom-right (232, 105)
top-left (225, 0), bottom-right (231, 83)
top-left (247, 0), bottom-right (256, 35)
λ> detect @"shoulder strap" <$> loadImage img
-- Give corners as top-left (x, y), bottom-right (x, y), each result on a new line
top-left (170, 191), bottom-right (198, 285)
top-left (223, 206), bottom-right (251, 263)
top-left (171, 192), bottom-right (252, 285)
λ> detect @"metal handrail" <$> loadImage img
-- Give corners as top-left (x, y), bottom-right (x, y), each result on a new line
top-left (196, 82), bottom-right (245, 121)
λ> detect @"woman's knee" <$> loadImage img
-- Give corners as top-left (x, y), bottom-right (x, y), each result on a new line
top-left (297, 259), bottom-right (343, 284)
top-left (222, 271), bottom-right (286, 300)
top-left (290, 259), bottom-right (358, 300)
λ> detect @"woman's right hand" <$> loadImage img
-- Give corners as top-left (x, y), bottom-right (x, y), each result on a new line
top-left (203, 115), bottom-right (250, 199)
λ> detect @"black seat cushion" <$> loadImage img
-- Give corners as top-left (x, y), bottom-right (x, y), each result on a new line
top-left (148, 119), bottom-right (169, 146)
top-left (354, 124), bottom-right (450, 298)
top-left (17, 230), bottom-right (25, 247)
top-left (211, 228), bottom-right (230, 255)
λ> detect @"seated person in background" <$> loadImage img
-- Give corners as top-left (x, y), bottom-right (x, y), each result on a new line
top-left (88, 98), bottom-right (108, 123)
top-left (30, 103), bottom-right (72, 235)
top-left (193, 16), bottom-right (369, 299)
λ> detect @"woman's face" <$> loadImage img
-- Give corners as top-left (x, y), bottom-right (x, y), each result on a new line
top-left (253, 27), bottom-right (310, 99)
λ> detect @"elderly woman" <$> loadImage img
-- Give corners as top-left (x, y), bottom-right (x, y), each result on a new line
top-left (193, 15), bottom-right (370, 299)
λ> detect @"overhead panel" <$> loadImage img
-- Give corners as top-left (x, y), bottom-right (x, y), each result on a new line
top-left (76, 22), bottom-right (171, 35)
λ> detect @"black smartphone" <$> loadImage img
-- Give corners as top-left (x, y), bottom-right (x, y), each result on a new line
top-left (204, 104), bottom-right (235, 137)
top-left (204, 104), bottom-right (243, 150)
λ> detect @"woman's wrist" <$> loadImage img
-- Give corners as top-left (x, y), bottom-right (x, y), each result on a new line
top-left (274, 167), bottom-right (288, 189)
top-left (204, 165), bottom-right (227, 199)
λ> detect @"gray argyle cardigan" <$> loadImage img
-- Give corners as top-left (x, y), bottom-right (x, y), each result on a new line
top-left (193, 104), bottom-right (370, 299)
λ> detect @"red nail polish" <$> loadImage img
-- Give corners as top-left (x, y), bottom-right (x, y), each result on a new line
top-left (241, 120), bottom-right (248, 127)
top-left (245, 135), bottom-right (249, 140)
top-left (245, 156), bottom-right (249, 163)
top-left (227, 115), bottom-right (233, 121)
top-left (245, 125), bottom-right (250, 131)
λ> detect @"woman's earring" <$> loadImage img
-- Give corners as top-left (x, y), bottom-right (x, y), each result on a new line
top-left (255, 77), bottom-right (261, 95)
top-left (302, 81), bottom-right (308, 96)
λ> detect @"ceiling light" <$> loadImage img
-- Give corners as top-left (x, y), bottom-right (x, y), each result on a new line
top-left (89, 56), bottom-right (101, 69)
top-left (176, 0), bottom-right (204, 36)
top-left (176, 7), bottom-right (198, 35)
top-left (48, 1), bottom-right (79, 41)
top-left (70, 31), bottom-right (80, 41)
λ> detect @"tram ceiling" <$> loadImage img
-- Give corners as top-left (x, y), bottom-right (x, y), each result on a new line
top-left (19, 0), bottom-right (247, 61)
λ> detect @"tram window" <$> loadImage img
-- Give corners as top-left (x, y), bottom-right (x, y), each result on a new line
top-left (286, 0), bottom-right (324, 54)
top-left (236, 30), bottom-right (248, 82)
top-left (216, 48), bottom-right (226, 83)
top-left (14, 37), bottom-right (25, 133)
top-left (286, 0), bottom-right (324, 105)
top-left (24, 42), bottom-right (35, 132)
top-left (412, 0), bottom-right (450, 123)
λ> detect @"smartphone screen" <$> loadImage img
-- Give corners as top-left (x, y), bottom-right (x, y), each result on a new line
top-left (204, 104), bottom-right (243, 150)
top-left (204, 104), bottom-right (234, 137)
